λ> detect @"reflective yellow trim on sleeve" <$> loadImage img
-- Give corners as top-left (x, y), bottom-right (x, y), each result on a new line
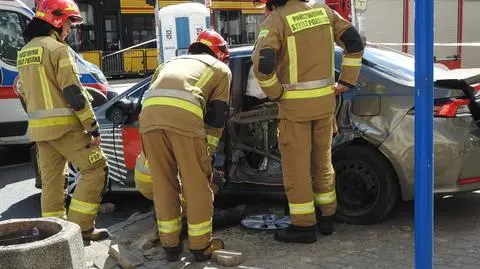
top-left (282, 86), bottom-right (334, 100)
top-left (143, 97), bottom-right (204, 119)
top-left (39, 66), bottom-right (53, 110)
top-left (157, 217), bottom-right (182, 233)
top-left (257, 73), bottom-right (279, 88)
top-left (287, 36), bottom-right (298, 84)
top-left (207, 135), bottom-right (220, 147)
top-left (69, 199), bottom-right (100, 215)
top-left (195, 68), bottom-right (215, 89)
top-left (76, 108), bottom-right (94, 122)
top-left (314, 190), bottom-right (337, 205)
top-left (342, 57), bottom-right (362, 67)
top-left (42, 210), bottom-right (66, 218)
top-left (28, 116), bottom-right (78, 128)
top-left (289, 201), bottom-right (315, 215)
top-left (188, 219), bottom-right (212, 237)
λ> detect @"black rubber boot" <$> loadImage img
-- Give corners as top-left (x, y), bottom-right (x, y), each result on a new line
top-left (81, 228), bottom-right (110, 241)
top-left (191, 238), bottom-right (225, 262)
top-left (274, 225), bottom-right (317, 244)
top-left (164, 244), bottom-right (183, 262)
top-left (317, 215), bottom-right (334, 236)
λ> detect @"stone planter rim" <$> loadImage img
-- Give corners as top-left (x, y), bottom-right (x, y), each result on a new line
top-left (0, 217), bottom-right (80, 251)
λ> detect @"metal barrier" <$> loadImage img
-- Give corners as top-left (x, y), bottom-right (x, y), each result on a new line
top-left (79, 39), bottom-right (161, 77)
top-left (101, 48), bottom-right (159, 77)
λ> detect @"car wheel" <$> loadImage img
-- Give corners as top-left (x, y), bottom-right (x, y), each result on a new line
top-left (333, 144), bottom-right (400, 225)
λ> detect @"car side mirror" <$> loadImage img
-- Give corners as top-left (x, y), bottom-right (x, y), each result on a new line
top-left (106, 98), bottom-right (139, 125)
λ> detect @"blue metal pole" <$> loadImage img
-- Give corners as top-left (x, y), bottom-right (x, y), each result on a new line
top-left (414, 0), bottom-right (434, 268)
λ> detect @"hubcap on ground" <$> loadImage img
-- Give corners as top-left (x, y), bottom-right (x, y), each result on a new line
top-left (241, 214), bottom-right (291, 230)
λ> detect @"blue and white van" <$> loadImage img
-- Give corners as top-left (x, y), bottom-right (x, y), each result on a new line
top-left (0, 0), bottom-right (114, 145)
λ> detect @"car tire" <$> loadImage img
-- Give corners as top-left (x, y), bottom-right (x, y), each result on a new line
top-left (333, 144), bottom-right (400, 225)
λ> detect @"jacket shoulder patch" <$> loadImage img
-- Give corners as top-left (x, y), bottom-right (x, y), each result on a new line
top-left (17, 47), bottom-right (44, 68)
top-left (259, 29), bottom-right (270, 38)
top-left (285, 8), bottom-right (330, 33)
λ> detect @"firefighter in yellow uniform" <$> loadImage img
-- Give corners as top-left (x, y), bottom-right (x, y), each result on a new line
top-left (17, 0), bottom-right (109, 241)
top-left (139, 29), bottom-right (231, 262)
top-left (252, 0), bottom-right (364, 243)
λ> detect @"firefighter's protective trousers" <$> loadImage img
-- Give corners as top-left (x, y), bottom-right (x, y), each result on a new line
top-left (37, 130), bottom-right (107, 231)
top-left (278, 115), bottom-right (336, 226)
top-left (134, 151), bottom-right (221, 201)
top-left (142, 129), bottom-right (213, 250)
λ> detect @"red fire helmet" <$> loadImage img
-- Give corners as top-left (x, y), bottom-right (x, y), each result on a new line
top-left (189, 29), bottom-right (230, 62)
top-left (34, 0), bottom-right (83, 29)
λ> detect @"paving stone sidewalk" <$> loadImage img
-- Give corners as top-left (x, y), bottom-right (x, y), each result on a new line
top-left (85, 192), bottom-right (480, 269)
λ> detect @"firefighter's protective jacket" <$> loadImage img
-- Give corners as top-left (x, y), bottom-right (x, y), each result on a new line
top-left (17, 32), bottom-right (99, 141)
top-left (139, 54), bottom-right (232, 155)
top-left (252, 0), bottom-right (364, 121)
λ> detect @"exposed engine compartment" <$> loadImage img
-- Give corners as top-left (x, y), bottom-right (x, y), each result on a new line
top-left (227, 102), bottom-right (283, 186)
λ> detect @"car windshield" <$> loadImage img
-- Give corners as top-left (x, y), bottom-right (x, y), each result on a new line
top-left (363, 45), bottom-right (449, 81)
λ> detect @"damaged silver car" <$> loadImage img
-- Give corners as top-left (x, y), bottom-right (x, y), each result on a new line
top-left (33, 44), bottom-right (480, 225)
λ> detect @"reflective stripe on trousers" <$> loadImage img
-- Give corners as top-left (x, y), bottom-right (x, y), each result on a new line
top-left (157, 217), bottom-right (182, 233)
top-left (143, 89), bottom-right (204, 119)
top-left (289, 201), bottom-right (315, 215)
top-left (69, 199), bottom-right (100, 215)
top-left (314, 190), bottom-right (337, 205)
top-left (342, 56), bottom-right (362, 67)
top-left (188, 219), bottom-right (212, 237)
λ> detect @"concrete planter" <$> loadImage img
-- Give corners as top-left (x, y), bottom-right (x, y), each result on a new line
top-left (0, 218), bottom-right (86, 269)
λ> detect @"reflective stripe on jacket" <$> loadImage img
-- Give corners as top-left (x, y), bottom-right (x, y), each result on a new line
top-left (252, 0), bottom-right (364, 121)
top-left (17, 32), bottom-right (98, 141)
top-left (139, 54), bottom-right (231, 155)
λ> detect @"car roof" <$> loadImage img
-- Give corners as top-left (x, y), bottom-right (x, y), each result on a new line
top-left (228, 43), bottom-right (407, 62)
top-left (228, 43), bottom-right (447, 82)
